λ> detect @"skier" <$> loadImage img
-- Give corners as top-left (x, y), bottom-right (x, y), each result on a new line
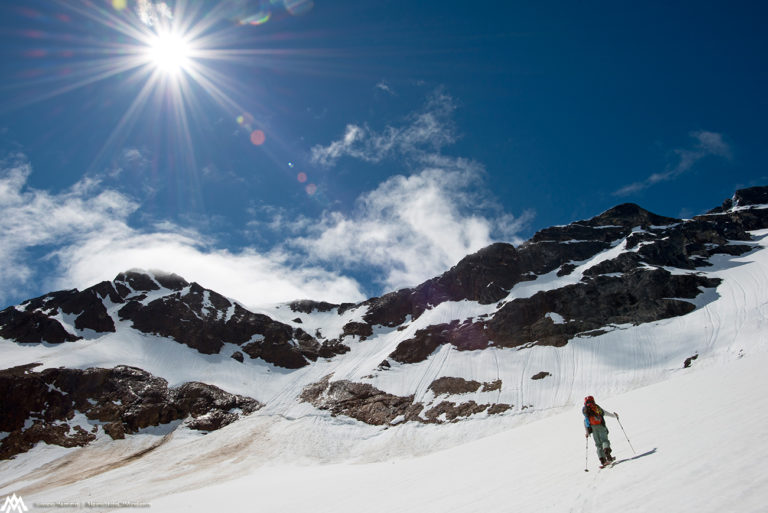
top-left (583, 395), bottom-right (619, 467)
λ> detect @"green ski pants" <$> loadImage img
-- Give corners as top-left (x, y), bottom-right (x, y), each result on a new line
top-left (590, 424), bottom-right (611, 460)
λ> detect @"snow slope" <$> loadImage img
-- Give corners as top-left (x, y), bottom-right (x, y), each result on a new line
top-left (1, 229), bottom-right (767, 512)
top-left (140, 349), bottom-right (768, 513)
top-left (2, 341), bottom-right (766, 513)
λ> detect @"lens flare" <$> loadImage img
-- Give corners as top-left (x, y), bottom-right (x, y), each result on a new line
top-left (305, 183), bottom-right (317, 195)
top-left (297, 172), bottom-right (307, 183)
top-left (284, 0), bottom-right (314, 16)
top-left (240, 11), bottom-right (271, 26)
top-left (237, 112), bottom-right (254, 127)
top-left (250, 129), bottom-right (266, 145)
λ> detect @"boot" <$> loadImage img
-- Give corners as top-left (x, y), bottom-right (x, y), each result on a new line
top-left (599, 457), bottom-right (607, 466)
top-left (604, 448), bottom-right (614, 462)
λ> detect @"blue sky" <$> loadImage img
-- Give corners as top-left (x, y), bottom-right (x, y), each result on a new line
top-left (0, 0), bottom-right (766, 309)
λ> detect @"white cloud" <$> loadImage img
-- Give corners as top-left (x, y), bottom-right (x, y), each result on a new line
top-left (284, 158), bottom-right (532, 291)
top-left (137, 0), bottom-right (173, 27)
top-left (310, 90), bottom-right (456, 167)
top-left (292, 89), bottom-right (533, 292)
top-left (0, 155), bottom-right (365, 308)
top-left (54, 233), bottom-right (364, 308)
top-left (375, 81), bottom-right (396, 95)
top-left (615, 131), bottom-right (731, 196)
top-left (0, 157), bottom-right (131, 304)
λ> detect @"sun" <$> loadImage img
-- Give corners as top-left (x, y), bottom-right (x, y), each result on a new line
top-left (144, 29), bottom-right (192, 76)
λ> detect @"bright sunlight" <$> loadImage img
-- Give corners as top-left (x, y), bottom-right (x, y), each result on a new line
top-left (145, 30), bottom-right (192, 76)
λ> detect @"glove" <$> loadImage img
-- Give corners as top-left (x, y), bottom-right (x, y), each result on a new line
top-left (615, 412), bottom-right (619, 419)
top-left (585, 432), bottom-right (589, 438)
top-left (586, 427), bottom-right (592, 435)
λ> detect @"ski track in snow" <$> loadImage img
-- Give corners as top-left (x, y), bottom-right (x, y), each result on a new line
top-left (2, 230), bottom-right (768, 511)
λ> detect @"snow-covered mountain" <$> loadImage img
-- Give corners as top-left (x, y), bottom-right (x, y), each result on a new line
top-left (2, 186), bottom-right (768, 512)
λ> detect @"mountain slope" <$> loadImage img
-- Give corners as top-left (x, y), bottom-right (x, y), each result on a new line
top-left (3, 296), bottom-right (767, 511)
top-left (145, 349), bottom-right (768, 513)
top-left (1, 187), bottom-right (768, 511)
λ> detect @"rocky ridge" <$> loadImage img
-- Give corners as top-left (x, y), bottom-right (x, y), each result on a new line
top-left (0, 363), bottom-right (261, 459)
top-left (2, 186), bottom-right (768, 457)
top-left (0, 271), bottom-right (350, 369)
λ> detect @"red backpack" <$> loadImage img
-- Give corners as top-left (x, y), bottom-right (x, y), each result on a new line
top-left (585, 403), bottom-right (604, 425)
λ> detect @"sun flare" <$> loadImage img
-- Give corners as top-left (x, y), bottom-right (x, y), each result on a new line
top-left (145, 30), bottom-right (192, 76)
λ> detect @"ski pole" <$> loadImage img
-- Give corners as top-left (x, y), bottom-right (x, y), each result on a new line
top-left (616, 416), bottom-right (636, 455)
top-left (584, 435), bottom-right (589, 472)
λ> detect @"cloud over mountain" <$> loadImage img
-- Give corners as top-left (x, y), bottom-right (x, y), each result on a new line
top-left (615, 131), bottom-right (731, 196)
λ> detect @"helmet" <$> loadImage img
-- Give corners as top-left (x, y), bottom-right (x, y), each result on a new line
top-left (584, 396), bottom-right (595, 404)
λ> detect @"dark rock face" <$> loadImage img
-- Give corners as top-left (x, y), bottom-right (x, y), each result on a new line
top-left (0, 278), bottom-right (136, 342)
top-left (289, 300), bottom-right (354, 314)
top-left (713, 186), bottom-right (768, 212)
top-left (342, 322), bottom-right (374, 340)
top-left (317, 340), bottom-right (351, 359)
top-left (0, 275), bottom-right (151, 344)
top-left (173, 382), bottom-right (260, 418)
top-left (485, 269), bottom-right (720, 349)
top-left (424, 400), bottom-right (489, 422)
top-left (488, 403), bottom-right (513, 415)
top-left (732, 186), bottom-right (768, 207)
top-left (241, 338), bottom-right (308, 369)
top-left (427, 377), bottom-right (503, 396)
top-left (0, 271), bottom-right (323, 369)
top-left (361, 243), bottom-right (530, 328)
top-left (390, 321), bottom-right (488, 364)
top-left (482, 379), bottom-right (502, 392)
top-left (115, 279), bottom-right (322, 369)
top-left (299, 376), bottom-right (509, 426)
top-left (300, 376), bottom-right (423, 426)
top-left (0, 308), bottom-right (81, 343)
top-left (531, 372), bottom-right (551, 380)
top-left (0, 364), bottom-right (261, 460)
top-left (428, 377), bottom-right (482, 396)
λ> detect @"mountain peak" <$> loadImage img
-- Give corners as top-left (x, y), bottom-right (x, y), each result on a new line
top-left (113, 269), bottom-right (189, 293)
top-left (590, 203), bottom-right (679, 228)
top-left (712, 185), bottom-right (768, 212)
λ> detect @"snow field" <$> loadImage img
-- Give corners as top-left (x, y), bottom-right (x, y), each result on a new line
top-left (149, 350), bottom-right (768, 513)
top-left (8, 345), bottom-right (761, 513)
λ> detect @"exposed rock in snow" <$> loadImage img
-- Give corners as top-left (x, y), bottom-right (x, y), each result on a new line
top-left (0, 364), bottom-right (261, 459)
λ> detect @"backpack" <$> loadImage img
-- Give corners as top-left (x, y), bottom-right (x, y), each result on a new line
top-left (585, 403), bottom-right (604, 425)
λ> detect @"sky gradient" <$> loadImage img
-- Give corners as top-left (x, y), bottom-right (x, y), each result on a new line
top-left (1, 0), bottom-right (766, 309)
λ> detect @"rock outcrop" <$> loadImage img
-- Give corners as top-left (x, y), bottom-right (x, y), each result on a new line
top-left (300, 375), bottom-right (511, 426)
top-left (0, 270), bottom-right (325, 369)
top-left (0, 364), bottom-right (261, 459)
